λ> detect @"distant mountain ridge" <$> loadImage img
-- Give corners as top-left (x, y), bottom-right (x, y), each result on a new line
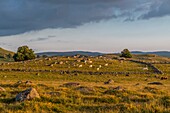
top-left (0, 47), bottom-right (169, 58)
top-left (36, 51), bottom-right (103, 57)
top-left (37, 51), bottom-right (170, 57)
top-left (131, 51), bottom-right (170, 57)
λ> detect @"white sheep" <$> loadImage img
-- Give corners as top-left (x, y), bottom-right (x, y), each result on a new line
top-left (88, 61), bottom-right (93, 64)
top-left (89, 65), bottom-right (93, 68)
top-left (143, 67), bottom-right (148, 71)
top-left (79, 65), bottom-right (83, 67)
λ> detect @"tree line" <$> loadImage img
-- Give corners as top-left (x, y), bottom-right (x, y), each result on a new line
top-left (12, 46), bottom-right (132, 61)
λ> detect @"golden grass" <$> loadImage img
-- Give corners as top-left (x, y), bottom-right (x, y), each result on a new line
top-left (0, 55), bottom-right (169, 112)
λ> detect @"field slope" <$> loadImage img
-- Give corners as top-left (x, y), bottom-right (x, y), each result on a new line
top-left (0, 54), bottom-right (169, 113)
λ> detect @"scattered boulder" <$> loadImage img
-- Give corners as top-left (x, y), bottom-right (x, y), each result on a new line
top-left (63, 82), bottom-right (80, 87)
top-left (160, 76), bottom-right (168, 80)
top-left (76, 86), bottom-right (95, 94)
top-left (154, 75), bottom-right (160, 79)
top-left (126, 73), bottom-right (130, 76)
top-left (25, 81), bottom-right (33, 85)
top-left (113, 86), bottom-right (124, 91)
top-left (0, 87), bottom-right (6, 92)
top-left (104, 86), bottom-right (125, 94)
top-left (45, 92), bottom-right (61, 96)
top-left (135, 83), bottom-right (140, 86)
top-left (145, 78), bottom-right (148, 81)
top-left (148, 82), bottom-right (163, 85)
top-left (74, 73), bottom-right (79, 76)
top-left (104, 79), bottom-right (114, 84)
top-left (15, 88), bottom-right (40, 102)
top-left (36, 73), bottom-right (40, 76)
top-left (14, 80), bottom-right (23, 87)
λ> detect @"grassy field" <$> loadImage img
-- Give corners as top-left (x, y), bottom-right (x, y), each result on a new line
top-left (0, 55), bottom-right (169, 113)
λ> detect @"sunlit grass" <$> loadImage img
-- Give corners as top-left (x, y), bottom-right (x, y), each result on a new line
top-left (0, 55), bottom-right (169, 112)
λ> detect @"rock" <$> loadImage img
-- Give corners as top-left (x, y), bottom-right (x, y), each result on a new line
top-left (76, 86), bottom-right (95, 94)
top-left (15, 88), bottom-right (40, 102)
top-left (104, 79), bottom-right (114, 84)
top-left (160, 76), bottom-right (168, 80)
top-left (104, 86), bottom-right (125, 94)
top-left (14, 80), bottom-right (23, 87)
top-left (36, 73), bottom-right (40, 76)
top-left (45, 92), bottom-right (61, 96)
top-left (63, 82), bottom-right (80, 87)
top-left (145, 78), bottom-right (148, 81)
top-left (135, 83), bottom-right (140, 86)
top-left (25, 81), bottom-right (32, 85)
top-left (148, 82), bottom-right (163, 85)
top-left (0, 87), bottom-right (6, 92)
top-left (113, 86), bottom-right (124, 91)
top-left (126, 73), bottom-right (130, 76)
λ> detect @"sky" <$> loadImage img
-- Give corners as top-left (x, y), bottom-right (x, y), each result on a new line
top-left (0, 0), bottom-right (170, 53)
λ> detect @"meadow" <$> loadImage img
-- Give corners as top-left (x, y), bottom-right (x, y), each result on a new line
top-left (0, 54), bottom-right (169, 113)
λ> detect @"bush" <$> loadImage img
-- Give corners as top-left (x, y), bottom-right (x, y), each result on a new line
top-left (120, 49), bottom-right (132, 58)
top-left (13, 46), bottom-right (36, 61)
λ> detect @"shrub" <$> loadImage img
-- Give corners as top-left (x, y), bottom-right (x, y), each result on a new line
top-left (120, 49), bottom-right (132, 58)
top-left (13, 46), bottom-right (36, 61)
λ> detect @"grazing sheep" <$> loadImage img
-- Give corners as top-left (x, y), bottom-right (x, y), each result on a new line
top-left (97, 68), bottom-right (100, 71)
top-left (105, 63), bottom-right (108, 66)
top-left (88, 61), bottom-right (93, 64)
top-left (79, 65), bottom-right (83, 68)
top-left (77, 60), bottom-right (81, 63)
top-left (59, 61), bottom-right (64, 65)
top-left (143, 67), bottom-right (148, 71)
top-left (89, 65), bottom-right (93, 68)
top-left (99, 65), bottom-right (102, 68)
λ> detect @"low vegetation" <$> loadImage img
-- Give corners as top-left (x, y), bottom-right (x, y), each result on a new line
top-left (13, 46), bottom-right (36, 61)
top-left (120, 49), bottom-right (132, 58)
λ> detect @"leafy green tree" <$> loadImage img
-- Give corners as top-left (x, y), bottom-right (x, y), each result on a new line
top-left (120, 49), bottom-right (132, 58)
top-left (13, 46), bottom-right (36, 61)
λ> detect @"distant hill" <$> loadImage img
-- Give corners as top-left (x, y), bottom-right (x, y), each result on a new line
top-left (131, 51), bottom-right (170, 57)
top-left (37, 51), bottom-right (170, 57)
top-left (36, 51), bottom-right (104, 57)
top-left (0, 47), bottom-right (14, 58)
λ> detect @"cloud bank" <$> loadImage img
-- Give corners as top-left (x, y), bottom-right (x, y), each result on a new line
top-left (0, 0), bottom-right (169, 36)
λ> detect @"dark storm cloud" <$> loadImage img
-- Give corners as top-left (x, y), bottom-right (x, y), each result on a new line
top-left (28, 37), bottom-right (50, 42)
top-left (0, 0), bottom-right (167, 36)
top-left (140, 0), bottom-right (170, 19)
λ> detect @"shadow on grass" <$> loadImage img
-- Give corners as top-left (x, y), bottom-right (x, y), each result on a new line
top-left (0, 97), bottom-right (15, 104)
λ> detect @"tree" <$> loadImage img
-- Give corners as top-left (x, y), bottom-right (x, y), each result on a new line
top-left (120, 49), bottom-right (132, 58)
top-left (13, 46), bottom-right (36, 61)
